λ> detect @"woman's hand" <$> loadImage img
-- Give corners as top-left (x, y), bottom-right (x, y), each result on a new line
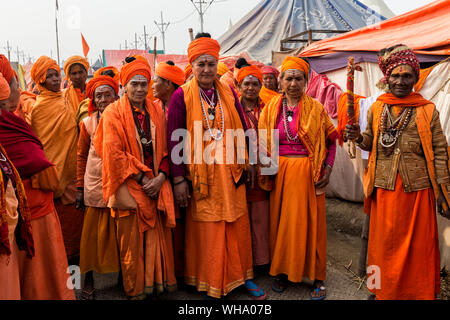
top-left (142, 173), bottom-right (166, 199)
top-left (344, 124), bottom-right (363, 143)
top-left (314, 166), bottom-right (332, 190)
top-left (174, 178), bottom-right (190, 208)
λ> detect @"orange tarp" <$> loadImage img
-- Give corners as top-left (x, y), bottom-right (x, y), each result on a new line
top-left (300, 0), bottom-right (450, 58)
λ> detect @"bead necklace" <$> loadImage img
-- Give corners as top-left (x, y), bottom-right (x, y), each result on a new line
top-left (200, 87), bottom-right (216, 121)
top-left (199, 86), bottom-right (225, 141)
top-left (131, 104), bottom-right (153, 149)
top-left (282, 97), bottom-right (301, 142)
top-left (379, 104), bottom-right (412, 154)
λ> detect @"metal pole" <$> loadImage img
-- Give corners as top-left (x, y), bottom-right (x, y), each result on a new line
top-left (199, 0), bottom-right (204, 33)
top-left (135, 33), bottom-right (138, 49)
top-left (144, 26), bottom-right (148, 51)
top-left (55, 5), bottom-right (61, 66)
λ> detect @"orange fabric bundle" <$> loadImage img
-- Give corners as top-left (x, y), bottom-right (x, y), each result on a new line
top-left (30, 56), bottom-right (60, 89)
top-left (336, 92), bottom-right (365, 146)
top-left (217, 62), bottom-right (229, 76)
top-left (120, 59), bottom-right (152, 86)
top-left (94, 66), bottom-right (119, 85)
top-left (15, 90), bottom-right (37, 124)
top-left (281, 56), bottom-right (310, 75)
top-left (86, 75), bottom-right (119, 115)
top-left (0, 55), bottom-right (14, 84)
top-left (414, 67), bottom-right (434, 92)
top-left (184, 64), bottom-right (192, 81)
top-left (259, 86), bottom-right (278, 105)
top-left (94, 95), bottom-right (175, 232)
top-left (155, 62), bottom-right (185, 86)
top-left (187, 37), bottom-right (220, 64)
top-left (236, 65), bottom-right (263, 84)
top-left (220, 70), bottom-right (238, 93)
top-left (0, 73), bottom-right (10, 100)
top-left (63, 55), bottom-right (89, 80)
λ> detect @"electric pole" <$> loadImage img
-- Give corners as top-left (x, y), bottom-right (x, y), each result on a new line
top-left (143, 26), bottom-right (149, 51)
top-left (134, 33), bottom-right (138, 49)
top-left (190, 0), bottom-right (216, 33)
top-left (154, 12), bottom-right (170, 53)
top-left (3, 41), bottom-right (12, 61)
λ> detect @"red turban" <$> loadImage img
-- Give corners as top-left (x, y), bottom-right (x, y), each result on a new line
top-left (120, 59), bottom-right (152, 86)
top-left (86, 75), bottom-right (119, 115)
top-left (0, 55), bottom-right (14, 84)
top-left (236, 65), bottom-right (263, 84)
top-left (377, 45), bottom-right (420, 91)
top-left (184, 64), bottom-right (192, 81)
top-left (187, 37), bottom-right (220, 64)
top-left (261, 65), bottom-right (280, 78)
top-left (156, 62), bottom-right (185, 86)
top-left (94, 66), bottom-right (119, 84)
top-left (281, 56), bottom-right (310, 75)
top-left (63, 55), bottom-right (90, 80)
top-left (30, 56), bottom-right (60, 86)
top-left (0, 73), bottom-right (11, 100)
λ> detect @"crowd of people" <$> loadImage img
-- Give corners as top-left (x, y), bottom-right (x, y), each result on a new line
top-left (0, 33), bottom-right (449, 301)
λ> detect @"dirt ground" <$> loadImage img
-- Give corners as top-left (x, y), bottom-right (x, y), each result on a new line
top-left (74, 198), bottom-right (450, 300)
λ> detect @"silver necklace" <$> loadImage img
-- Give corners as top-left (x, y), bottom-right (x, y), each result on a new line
top-left (199, 87), bottom-right (225, 141)
top-left (282, 98), bottom-right (300, 142)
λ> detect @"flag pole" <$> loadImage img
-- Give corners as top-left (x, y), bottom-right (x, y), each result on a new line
top-left (55, 0), bottom-right (61, 66)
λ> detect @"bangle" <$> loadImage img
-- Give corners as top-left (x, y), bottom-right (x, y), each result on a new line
top-left (173, 178), bottom-right (185, 186)
top-left (138, 172), bottom-right (145, 185)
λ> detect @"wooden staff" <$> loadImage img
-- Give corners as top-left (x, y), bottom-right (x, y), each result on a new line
top-left (188, 28), bottom-right (194, 42)
top-left (346, 56), bottom-right (362, 159)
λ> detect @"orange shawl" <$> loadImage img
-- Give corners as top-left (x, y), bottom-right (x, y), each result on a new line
top-left (94, 94), bottom-right (175, 232)
top-left (63, 86), bottom-right (85, 114)
top-left (181, 78), bottom-right (247, 200)
top-left (14, 89), bottom-right (37, 124)
top-left (259, 86), bottom-right (279, 105)
top-left (336, 92), bottom-right (365, 146)
top-left (259, 93), bottom-right (338, 183)
top-left (30, 88), bottom-right (78, 198)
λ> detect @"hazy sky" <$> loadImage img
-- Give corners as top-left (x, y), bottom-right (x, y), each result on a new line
top-left (0, 0), bottom-right (436, 65)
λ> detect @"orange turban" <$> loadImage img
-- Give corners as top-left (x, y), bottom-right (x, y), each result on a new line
top-left (0, 73), bottom-right (11, 100)
top-left (236, 65), bottom-right (263, 84)
top-left (184, 64), bottom-right (192, 81)
top-left (155, 62), bottom-right (185, 86)
top-left (120, 59), bottom-right (152, 86)
top-left (86, 75), bottom-right (119, 115)
top-left (281, 56), bottom-right (309, 75)
top-left (217, 62), bottom-right (229, 76)
top-left (187, 37), bottom-right (220, 64)
top-left (31, 56), bottom-right (60, 85)
top-left (0, 55), bottom-right (14, 84)
top-left (63, 55), bottom-right (89, 80)
top-left (94, 66), bottom-right (119, 84)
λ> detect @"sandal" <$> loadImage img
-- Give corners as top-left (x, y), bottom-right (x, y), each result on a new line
top-left (271, 275), bottom-right (288, 293)
top-left (310, 285), bottom-right (326, 300)
top-left (245, 280), bottom-right (267, 300)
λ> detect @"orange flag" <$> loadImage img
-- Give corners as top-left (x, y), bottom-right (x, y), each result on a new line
top-left (81, 33), bottom-right (90, 58)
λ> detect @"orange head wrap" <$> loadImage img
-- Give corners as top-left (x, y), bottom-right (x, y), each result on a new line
top-left (187, 37), bottom-right (220, 64)
top-left (0, 55), bottom-right (14, 84)
top-left (86, 75), bottom-right (119, 115)
top-left (184, 64), bottom-right (192, 81)
top-left (94, 66), bottom-right (119, 85)
top-left (217, 62), bottom-right (229, 77)
top-left (0, 73), bottom-right (11, 100)
top-left (236, 65), bottom-right (263, 85)
top-left (30, 56), bottom-right (60, 87)
top-left (281, 56), bottom-right (310, 75)
top-left (120, 59), bottom-right (152, 86)
top-left (63, 55), bottom-right (90, 80)
top-left (155, 62), bottom-right (185, 86)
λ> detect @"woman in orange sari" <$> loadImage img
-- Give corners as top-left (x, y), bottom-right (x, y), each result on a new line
top-left (259, 65), bottom-right (280, 105)
top-left (94, 59), bottom-right (176, 300)
top-left (345, 45), bottom-right (450, 300)
top-left (167, 33), bottom-right (265, 300)
top-left (236, 60), bottom-right (270, 271)
top-left (259, 56), bottom-right (338, 300)
top-left (30, 56), bottom-right (82, 264)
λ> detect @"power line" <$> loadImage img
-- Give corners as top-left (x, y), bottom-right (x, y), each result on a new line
top-left (154, 12), bottom-right (170, 53)
top-left (190, 0), bottom-right (226, 33)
